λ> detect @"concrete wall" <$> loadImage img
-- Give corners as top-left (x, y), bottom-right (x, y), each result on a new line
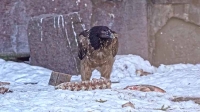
top-left (1, 0), bottom-right (200, 73)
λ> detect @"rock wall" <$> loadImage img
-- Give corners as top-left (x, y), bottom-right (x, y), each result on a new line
top-left (0, 0), bottom-right (29, 58)
top-left (148, 0), bottom-right (200, 66)
top-left (1, 0), bottom-right (200, 74)
top-left (27, 0), bottom-right (92, 74)
top-left (27, 0), bottom-right (148, 74)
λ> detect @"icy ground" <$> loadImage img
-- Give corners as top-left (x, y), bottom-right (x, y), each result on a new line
top-left (0, 54), bottom-right (200, 112)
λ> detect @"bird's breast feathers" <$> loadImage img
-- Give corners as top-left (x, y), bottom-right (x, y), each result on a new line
top-left (86, 43), bottom-right (114, 66)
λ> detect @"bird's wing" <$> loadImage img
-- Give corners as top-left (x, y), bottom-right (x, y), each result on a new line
top-left (112, 36), bottom-right (118, 57)
top-left (78, 30), bottom-right (89, 60)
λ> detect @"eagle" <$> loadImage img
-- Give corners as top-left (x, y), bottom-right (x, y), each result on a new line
top-left (78, 26), bottom-right (118, 81)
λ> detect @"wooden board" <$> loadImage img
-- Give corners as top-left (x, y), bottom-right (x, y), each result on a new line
top-left (48, 71), bottom-right (72, 86)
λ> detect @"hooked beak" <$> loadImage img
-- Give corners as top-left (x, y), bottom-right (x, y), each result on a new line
top-left (100, 30), bottom-right (115, 39)
top-left (112, 33), bottom-right (118, 38)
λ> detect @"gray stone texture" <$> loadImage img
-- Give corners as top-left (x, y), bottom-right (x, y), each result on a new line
top-left (0, 0), bottom-right (29, 57)
top-left (27, 0), bottom-right (92, 74)
top-left (148, 0), bottom-right (200, 66)
top-left (154, 18), bottom-right (200, 66)
top-left (27, 0), bottom-right (148, 74)
top-left (1, 0), bottom-right (200, 74)
top-left (151, 0), bottom-right (191, 4)
top-left (91, 0), bottom-right (148, 58)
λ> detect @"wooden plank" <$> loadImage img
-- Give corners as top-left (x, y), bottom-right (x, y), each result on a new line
top-left (48, 71), bottom-right (72, 86)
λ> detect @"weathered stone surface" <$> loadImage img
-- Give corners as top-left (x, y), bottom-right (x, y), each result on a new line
top-left (153, 18), bottom-right (200, 66)
top-left (2, 0), bottom-right (200, 72)
top-left (148, 1), bottom-right (200, 66)
top-left (27, 0), bottom-right (149, 74)
top-left (28, 15), bottom-right (80, 74)
top-left (24, 0), bottom-right (90, 74)
top-left (0, 0), bottom-right (29, 57)
top-left (22, 0), bottom-right (92, 28)
top-left (151, 0), bottom-right (191, 4)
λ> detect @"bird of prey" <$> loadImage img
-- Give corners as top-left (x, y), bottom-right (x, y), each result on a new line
top-left (78, 26), bottom-right (118, 81)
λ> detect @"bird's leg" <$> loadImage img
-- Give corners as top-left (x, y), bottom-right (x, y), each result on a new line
top-left (99, 58), bottom-right (114, 79)
top-left (80, 61), bottom-right (92, 81)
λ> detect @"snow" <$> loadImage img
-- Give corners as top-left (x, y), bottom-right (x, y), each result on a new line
top-left (0, 54), bottom-right (200, 112)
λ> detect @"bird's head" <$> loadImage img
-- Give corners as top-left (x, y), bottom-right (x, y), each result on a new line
top-left (89, 26), bottom-right (117, 50)
top-left (89, 26), bottom-right (115, 39)
top-left (99, 27), bottom-right (113, 39)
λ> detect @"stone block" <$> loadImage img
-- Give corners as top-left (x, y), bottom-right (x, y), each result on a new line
top-left (49, 71), bottom-right (72, 86)
top-left (153, 18), bottom-right (200, 66)
top-left (28, 14), bottom-right (83, 74)
top-left (0, 0), bottom-right (29, 57)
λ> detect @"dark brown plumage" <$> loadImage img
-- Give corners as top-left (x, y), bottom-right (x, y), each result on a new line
top-left (78, 26), bottom-right (118, 81)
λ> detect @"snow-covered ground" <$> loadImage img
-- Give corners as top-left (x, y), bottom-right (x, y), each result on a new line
top-left (0, 54), bottom-right (200, 112)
